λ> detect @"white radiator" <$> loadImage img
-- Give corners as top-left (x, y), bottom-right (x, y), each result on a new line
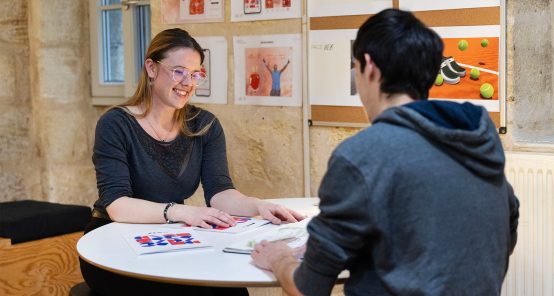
top-left (502, 152), bottom-right (554, 296)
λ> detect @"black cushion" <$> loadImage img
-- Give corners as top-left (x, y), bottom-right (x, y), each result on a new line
top-left (0, 200), bottom-right (91, 244)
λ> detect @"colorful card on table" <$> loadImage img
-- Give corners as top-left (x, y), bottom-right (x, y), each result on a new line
top-left (193, 216), bottom-right (271, 234)
top-left (123, 229), bottom-right (211, 255)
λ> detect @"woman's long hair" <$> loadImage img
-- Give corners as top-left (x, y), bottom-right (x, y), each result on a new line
top-left (120, 28), bottom-right (212, 137)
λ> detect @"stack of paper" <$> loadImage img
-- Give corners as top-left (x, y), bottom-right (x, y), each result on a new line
top-left (223, 219), bottom-right (310, 254)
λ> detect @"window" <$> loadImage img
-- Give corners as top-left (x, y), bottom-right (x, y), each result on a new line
top-left (89, 0), bottom-right (151, 105)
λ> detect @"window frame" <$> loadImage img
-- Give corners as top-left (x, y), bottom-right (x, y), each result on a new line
top-left (89, 0), bottom-right (150, 106)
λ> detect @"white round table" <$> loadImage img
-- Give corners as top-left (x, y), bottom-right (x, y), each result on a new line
top-left (77, 197), bottom-right (337, 287)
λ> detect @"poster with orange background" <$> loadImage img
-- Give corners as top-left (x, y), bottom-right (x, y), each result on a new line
top-left (429, 25), bottom-right (500, 111)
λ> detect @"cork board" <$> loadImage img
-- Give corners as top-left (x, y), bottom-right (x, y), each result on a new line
top-left (309, 1), bottom-right (506, 132)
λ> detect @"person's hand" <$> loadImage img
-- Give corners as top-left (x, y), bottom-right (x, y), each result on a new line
top-left (251, 240), bottom-right (294, 271)
top-left (173, 205), bottom-right (236, 228)
top-left (256, 200), bottom-right (306, 224)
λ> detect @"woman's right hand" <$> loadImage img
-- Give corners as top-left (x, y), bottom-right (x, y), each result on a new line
top-left (170, 205), bottom-right (236, 228)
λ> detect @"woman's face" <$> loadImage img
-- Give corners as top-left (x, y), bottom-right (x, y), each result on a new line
top-left (148, 47), bottom-right (202, 110)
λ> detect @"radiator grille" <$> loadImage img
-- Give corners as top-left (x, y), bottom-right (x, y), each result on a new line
top-left (502, 152), bottom-right (554, 296)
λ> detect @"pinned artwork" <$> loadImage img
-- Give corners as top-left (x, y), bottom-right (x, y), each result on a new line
top-left (234, 34), bottom-right (302, 107)
top-left (161, 0), bottom-right (224, 24)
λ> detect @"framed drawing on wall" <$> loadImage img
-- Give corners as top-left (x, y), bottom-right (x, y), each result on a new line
top-left (234, 34), bottom-right (302, 107)
top-left (161, 0), bottom-right (224, 24)
top-left (189, 36), bottom-right (228, 105)
top-left (308, 0), bottom-right (507, 133)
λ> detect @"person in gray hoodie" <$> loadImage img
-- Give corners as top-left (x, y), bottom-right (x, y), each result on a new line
top-left (251, 8), bottom-right (519, 296)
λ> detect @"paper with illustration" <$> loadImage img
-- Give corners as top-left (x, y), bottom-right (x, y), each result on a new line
top-left (123, 228), bottom-right (211, 255)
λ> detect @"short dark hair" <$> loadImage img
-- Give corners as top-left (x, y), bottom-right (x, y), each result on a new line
top-left (352, 9), bottom-right (443, 100)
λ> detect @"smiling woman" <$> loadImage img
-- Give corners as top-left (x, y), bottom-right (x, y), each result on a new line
top-left (80, 28), bottom-right (305, 296)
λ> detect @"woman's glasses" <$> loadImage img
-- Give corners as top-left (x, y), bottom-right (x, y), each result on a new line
top-left (156, 60), bottom-right (207, 85)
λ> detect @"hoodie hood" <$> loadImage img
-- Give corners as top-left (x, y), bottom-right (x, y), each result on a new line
top-left (374, 100), bottom-right (505, 178)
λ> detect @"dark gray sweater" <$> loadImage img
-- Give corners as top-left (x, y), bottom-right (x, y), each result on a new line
top-left (92, 107), bottom-right (234, 216)
top-left (295, 101), bottom-right (519, 296)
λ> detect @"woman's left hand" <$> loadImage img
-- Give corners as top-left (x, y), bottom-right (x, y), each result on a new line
top-left (256, 200), bottom-right (306, 224)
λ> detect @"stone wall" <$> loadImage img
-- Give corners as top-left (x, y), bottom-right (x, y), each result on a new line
top-left (0, 0), bottom-right (97, 205)
top-left (150, 2), bottom-right (305, 207)
top-left (503, 0), bottom-right (554, 150)
top-left (0, 1), bottom-right (40, 202)
top-left (27, 0), bottom-right (97, 205)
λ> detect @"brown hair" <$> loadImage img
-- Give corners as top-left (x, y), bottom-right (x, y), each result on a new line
top-left (120, 28), bottom-right (212, 137)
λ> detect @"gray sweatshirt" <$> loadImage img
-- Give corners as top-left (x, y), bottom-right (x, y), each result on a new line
top-left (295, 101), bottom-right (519, 296)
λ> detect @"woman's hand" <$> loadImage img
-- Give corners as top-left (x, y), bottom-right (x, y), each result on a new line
top-left (256, 200), bottom-right (306, 224)
top-left (171, 205), bottom-right (236, 228)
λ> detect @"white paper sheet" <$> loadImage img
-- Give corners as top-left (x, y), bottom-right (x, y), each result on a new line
top-left (190, 36), bottom-right (228, 104)
top-left (231, 0), bottom-right (301, 22)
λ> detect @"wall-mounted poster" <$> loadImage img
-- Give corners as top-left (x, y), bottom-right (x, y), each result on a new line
top-left (234, 34), bottom-right (302, 107)
top-left (308, 0), bottom-right (391, 17)
top-left (308, 0), bottom-right (505, 130)
top-left (399, 0), bottom-right (499, 11)
top-left (231, 0), bottom-right (301, 22)
top-left (430, 25), bottom-right (501, 112)
top-left (189, 36), bottom-right (228, 105)
top-left (161, 0), bottom-right (224, 24)
top-left (309, 29), bottom-right (360, 107)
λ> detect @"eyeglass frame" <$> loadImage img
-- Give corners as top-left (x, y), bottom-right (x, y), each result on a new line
top-left (156, 60), bottom-right (207, 85)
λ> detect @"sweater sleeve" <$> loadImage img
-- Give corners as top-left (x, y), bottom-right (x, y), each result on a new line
top-left (92, 111), bottom-right (133, 209)
top-left (200, 117), bottom-right (235, 206)
top-left (507, 181), bottom-right (519, 255)
top-left (294, 154), bottom-right (375, 296)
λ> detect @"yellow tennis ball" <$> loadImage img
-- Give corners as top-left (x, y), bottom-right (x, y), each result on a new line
top-left (458, 39), bottom-right (469, 51)
top-left (470, 68), bottom-right (480, 80)
top-left (481, 39), bottom-right (489, 48)
top-left (480, 83), bottom-right (494, 99)
top-left (435, 74), bottom-right (444, 86)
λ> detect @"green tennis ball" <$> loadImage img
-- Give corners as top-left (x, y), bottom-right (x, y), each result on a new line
top-left (480, 83), bottom-right (494, 99)
top-left (458, 39), bottom-right (469, 51)
top-left (481, 39), bottom-right (489, 48)
top-left (435, 74), bottom-right (444, 86)
top-left (470, 68), bottom-right (480, 80)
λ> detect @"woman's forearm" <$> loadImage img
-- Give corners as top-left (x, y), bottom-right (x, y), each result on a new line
top-left (106, 196), bottom-right (169, 223)
top-left (210, 189), bottom-right (261, 216)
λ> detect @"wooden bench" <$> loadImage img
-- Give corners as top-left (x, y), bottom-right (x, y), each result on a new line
top-left (0, 200), bottom-right (91, 295)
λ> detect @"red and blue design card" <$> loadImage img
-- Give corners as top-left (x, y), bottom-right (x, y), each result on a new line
top-left (124, 229), bottom-right (211, 255)
top-left (193, 216), bottom-right (271, 234)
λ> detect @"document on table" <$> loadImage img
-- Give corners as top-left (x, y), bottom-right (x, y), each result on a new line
top-left (193, 216), bottom-right (271, 234)
top-left (223, 219), bottom-right (310, 254)
top-left (123, 228), bottom-right (212, 255)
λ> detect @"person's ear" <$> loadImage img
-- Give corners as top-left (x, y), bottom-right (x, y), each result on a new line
top-left (144, 58), bottom-right (157, 79)
top-left (364, 53), bottom-right (380, 82)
